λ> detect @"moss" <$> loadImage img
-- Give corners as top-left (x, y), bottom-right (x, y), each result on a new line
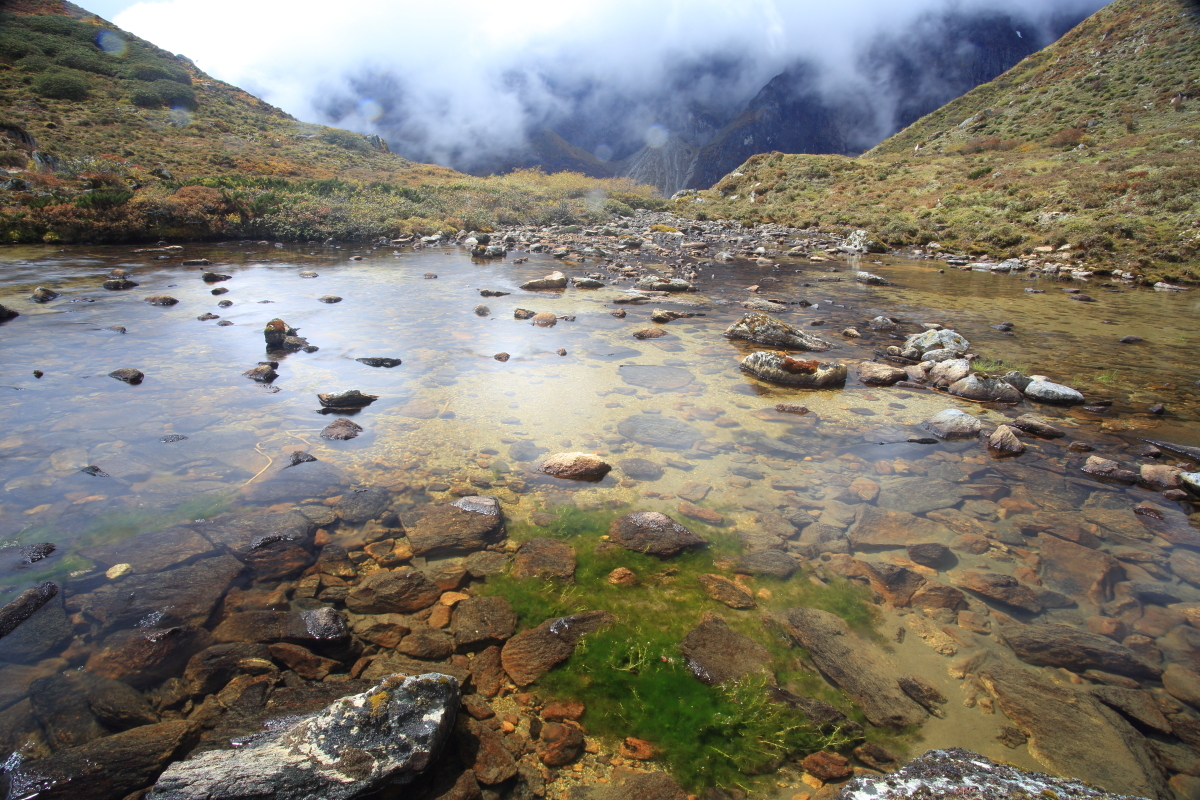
top-left (479, 505), bottom-right (880, 791)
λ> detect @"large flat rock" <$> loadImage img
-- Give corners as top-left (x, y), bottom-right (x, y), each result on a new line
top-left (875, 478), bottom-right (964, 515)
top-left (1000, 623), bottom-right (1161, 679)
top-left (616, 414), bottom-right (702, 449)
top-left (679, 617), bottom-right (770, 686)
top-left (72, 555), bottom-right (244, 632)
top-left (978, 662), bottom-right (1169, 799)
top-left (402, 498), bottom-right (505, 557)
top-left (777, 607), bottom-right (925, 728)
top-left (849, 506), bottom-right (955, 549)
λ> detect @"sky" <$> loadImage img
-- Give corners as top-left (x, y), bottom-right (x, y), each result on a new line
top-left (77, 0), bottom-right (1112, 171)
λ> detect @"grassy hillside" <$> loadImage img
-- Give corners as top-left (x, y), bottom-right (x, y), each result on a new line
top-left (0, 0), bottom-right (662, 243)
top-left (680, 0), bottom-right (1200, 282)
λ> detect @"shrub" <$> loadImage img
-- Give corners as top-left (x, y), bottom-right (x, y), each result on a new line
top-left (33, 70), bottom-right (89, 100)
top-left (649, 223), bottom-right (678, 233)
top-left (130, 80), bottom-right (196, 109)
top-left (967, 166), bottom-right (991, 180)
top-left (54, 49), bottom-right (118, 76)
top-left (75, 190), bottom-right (133, 210)
top-left (127, 61), bottom-right (191, 84)
top-left (321, 129), bottom-right (368, 151)
top-left (0, 151), bottom-right (27, 168)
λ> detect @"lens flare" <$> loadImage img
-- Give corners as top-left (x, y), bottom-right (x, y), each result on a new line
top-left (643, 124), bottom-right (668, 149)
top-left (169, 107), bottom-right (193, 127)
top-left (357, 98), bottom-right (384, 122)
top-left (95, 29), bottom-right (127, 57)
top-left (594, 143), bottom-right (613, 161)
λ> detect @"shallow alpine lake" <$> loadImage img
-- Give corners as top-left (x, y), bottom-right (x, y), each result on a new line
top-left (1, 234), bottom-right (1200, 797)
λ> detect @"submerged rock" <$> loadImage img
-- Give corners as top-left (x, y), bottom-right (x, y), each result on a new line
top-left (619, 365), bottom-right (694, 390)
top-left (501, 611), bottom-right (615, 686)
top-left (680, 617), bottom-right (770, 685)
top-left (1010, 413), bottom-right (1066, 438)
top-left (616, 414), bottom-right (702, 448)
top-left (148, 674), bottom-right (458, 800)
top-left (402, 497), bottom-right (504, 557)
top-left (608, 511), bottom-right (706, 556)
top-left (1001, 623), bottom-right (1161, 679)
top-left (317, 389), bottom-right (378, 409)
top-left (724, 312), bottom-right (832, 351)
top-left (103, 278), bottom-right (138, 290)
top-left (538, 452), bottom-right (612, 481)
top-left (740, 351), bottom-right (847, 388)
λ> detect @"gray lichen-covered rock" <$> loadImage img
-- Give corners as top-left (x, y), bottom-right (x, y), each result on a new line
top-left (947, 374), bottom-right (1022, 403)
top-left (1023, 377), bottom-right (1085, 405)
top-left (905, 328), bottom-right (969, 356)
top-left (635, 276), bottom-right (693, 292)
top-left (740, 351), bottom-right (847, 388)
top-left (148, 673), bottom-right (459, 800)
top-left (723, 312), bottom-right (832, 351)
top-left (835, 747), bottom-right (1153, 800)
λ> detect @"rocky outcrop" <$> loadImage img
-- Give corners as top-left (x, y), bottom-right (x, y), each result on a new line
top-left (777, 607), bottom-right (926, 728)
top-left (148, 673), bottom-right (458, 800)
top-left (740, 351), bottom-right (847, 388)
top-left (723, 312), bottom-right (832, 351)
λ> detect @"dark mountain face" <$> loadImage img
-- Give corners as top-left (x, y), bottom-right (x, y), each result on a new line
top-left (313, 6), bottom-right (1091, 194)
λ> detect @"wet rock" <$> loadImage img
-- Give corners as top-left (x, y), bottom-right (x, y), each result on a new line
top-left (531, 312), bottom-right (557, 326)
top-left (30, 670), bottom-right (152, 747)
top-left (618, 458), bottom-right (664, 480)
top-left (0, 580), bottom-right (60, 641)
top-left (263, 318), bottom-right (310, 351)
top-left (1024, 377), bottom-right (1086, 405)
top-left (616, 414), bottom-right (702, 448)
top-left (243, 364), bottom-right (277, 382)
top-left (609, 511), bottom-right (707, 557)
top-left (1090, 685), bottom-right (1172, 734)
top-left (906, 542), bottom-right (950, 569)
top-left (212, 608), bottom-right (349, 648)
top-left (739, 351), bottom-right (847, 388)
top-left (537, 722), bottom-right (584, 767)
top-left (697, 574), bottom-right (755, 609)
top-left (402, 497), bottom-right (505, 557)
top-left (635, 276), bottom-right (693, 292)
top-left (978, 663), bottom-right (1168, 799)
top-left (538, 452), bottom-right (612, 481)
top-left (472, 304), bottom-right (489, 316)
top-left (345, 568), bottom-right (442, 614)
top-left (103, 278), bottom-right (138, 290)
top-left (1001, 623), bottom-right (1161, 678)
top-left (0, 303), bottom-right (18, 321)
top-left (31, 286), bottom-right (59, 302)
top-left (587, 771), bottom-right (686, 800)
top-left (738, 549), bottom-right (798, 578)
top-left (451, 596), bottom-right (517, 650)
top-left (321, 418), bottom-right (363, 440)
top-left (858, 362), bottom-right (907, 386)
top-left (849, 506), bottom-right (954, 547)
top-left (948, 374), bottom-right (1022, 403)
top-left (493, 352), bottom-right (510, 362)
top-left (144, 295), bottom-right (179, 306)
top-left (877, 477), bottom-right (962, 515)
top-left (74, 555), bottom-right (244, 632)
top-left (108, 367), bottom-right (144, 384)
top-left (679, 617), bottom-right (770, 685)
top-left (201, 272), bottom-right (231, 283)
top-left (921, 409), bottom-right (981, 439)
top-left (723, 312), bottom-right (831, 351)
top-left (184, 643), bottom-right (277, 695)
top-left (619, 364), bottom-right (694, 390)
top-left (149, 674), bottom-right (458, 800)
top-left (520, 271), bottom-right (567, 290)
top-left (633, 327), bottom-right (666, 339)
top-left (802, 749), bottom-right (853, 781)
top-left (952, 571), bottom-right (1042, 613)
top-left (511, 538), bottom-right (576, 581)
top-left (897, 674), bottom-right (947, 717)
top-left (337, 486), bottom-right (391, 524)
top-left (501, 610), bottom-right (615, 686)
top-left (318, 389), bottom-right (378, 409)
top-left (839, 746), bottom-right (1160, 800)
top-left (988, 424), bottom-right (1026, 456)
top-left (10, 720), bottom-right (200, 800)
top-left (1038, 535), bottom-right (1122, 606)
top-left (778, 607), bottom-right (925, 728)
top-left (775, 402), bottom-right (809, 414)
top-left (85, 626), bottom-right (211, 687)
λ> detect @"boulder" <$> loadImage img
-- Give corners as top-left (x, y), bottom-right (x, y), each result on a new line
top-left (501, 611), bottom-right (615, 686)
top-left (519, 272), bottom-right (567, 290)
top-left (537, 452), bottom-right (612, 482)
top-left (1024, 378), bottom-right (1085, 405)
top-left (0, 303), bottom-right (18, 321)
top-left (988, 425), bottom-right (1026, 455)
top-left (511, 538), bottom-right (576, 581)
top-left (739, 351), bottom-right (847, 388)
top-left (243, 365), bottom-right (277, 383)
top-left (263, 318), bottom-right (310, 351)
top-left (858, 362), bottom-right (907, 386)
top-left (722, 312), bottom-right (831, 351)
top-left (148, 674), bottom-right (458, 800)
top-left (777, 607), bottom-right (925, 728)
top-left (948, 374), bottom-right (1022, 403)
top-left (921, 409), bottom-right (981, 440)
top-left (978, 664), bottom-right (1169, 799)
top-left (402, 497), bottom-right (504, 557)
top-left (1001, 623), bottom-right (1161, 679)
top-left (321, 418), bottom-right (363, 440)
top-left (679, 617), bottom-right (771, 686)
top-left (608, 511), bottom-right (707, 557)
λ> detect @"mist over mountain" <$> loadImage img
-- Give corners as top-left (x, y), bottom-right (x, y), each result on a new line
top-left (115, 0), bottom-right (1105, 194)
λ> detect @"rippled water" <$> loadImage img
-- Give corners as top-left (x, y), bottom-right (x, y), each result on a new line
top-left (2, 239), bottom-right (1199, 792)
